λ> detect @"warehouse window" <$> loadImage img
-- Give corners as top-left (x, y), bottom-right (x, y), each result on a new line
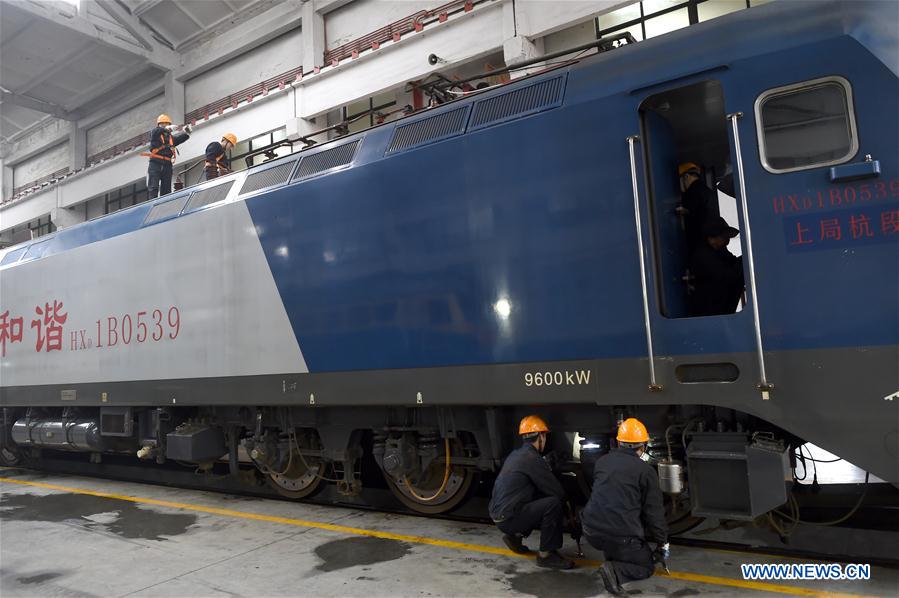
top-left (755, 76), bottom-right (857, 173)
top-left (28, 215), bottom-right (56, 238)
top-left (344, 92), bottom-right (399, 134)
top-left (105, 181), bottom-right (149, 214)
top-left (231, 127), bottom-right (292, 170)
top-left (595, 0), bottom-right (773, 41)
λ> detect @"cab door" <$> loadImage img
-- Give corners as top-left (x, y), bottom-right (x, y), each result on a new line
top-left (626, 78), bottom-right (768, 397)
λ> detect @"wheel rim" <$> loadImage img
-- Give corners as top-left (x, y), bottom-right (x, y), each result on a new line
top-left (383, 441), bottom-right (473, 514)
top-left (266, 459), bottom-right (324, 499)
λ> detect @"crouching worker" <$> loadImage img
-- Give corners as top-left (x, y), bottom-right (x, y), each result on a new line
top-left (582, 418), bottom-right (668, 595)
top-left (488, 415), bottom-right (574, 570)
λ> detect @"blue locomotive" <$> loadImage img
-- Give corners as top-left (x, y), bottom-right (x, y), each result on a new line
top-left (1, 0), bottom-right (896, 520)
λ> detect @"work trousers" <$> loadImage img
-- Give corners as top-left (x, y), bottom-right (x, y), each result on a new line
top-left (496, 496), bottom-right (563, 553)
top-left (585, 534), bottom-right (654, 584)
top-left (147, 160), bottom-right (173, 198)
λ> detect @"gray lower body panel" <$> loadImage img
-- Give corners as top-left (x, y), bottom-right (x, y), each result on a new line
top-left (2, 344), bottom-right (897, 484)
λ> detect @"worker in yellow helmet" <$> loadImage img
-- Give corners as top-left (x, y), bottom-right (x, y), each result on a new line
top-left (488, 415), bottom-right (574, 570)
top-left (204, 133), bottom-right (237, 180)
top-left (582, 417), bottom-right (668, 595)
top-left (144, 114), bottom-right (191, 198)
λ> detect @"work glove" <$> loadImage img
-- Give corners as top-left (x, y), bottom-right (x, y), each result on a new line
top-left (652, 542), bottom-right (670, 573)
top-left (183, 124), bottom-right (193, 134)
top-left (652, 543), bottom-right (670, 562)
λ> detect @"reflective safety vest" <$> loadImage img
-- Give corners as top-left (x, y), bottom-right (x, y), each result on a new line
top-left (204, 142), bottom-right (230, 175)
top-left (142, 128), bottom-right (178, 163)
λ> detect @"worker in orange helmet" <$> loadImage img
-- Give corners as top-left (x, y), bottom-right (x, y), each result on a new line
top-left (144, 114), bottom-right (191, 198)
top-left (488, 415), bottom-right (574, 570)
top-left (582, 417), bottom-right (668, 595)
top-left (205, 133), bottom-right (237, 180)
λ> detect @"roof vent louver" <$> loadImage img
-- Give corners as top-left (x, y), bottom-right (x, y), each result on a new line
top-left (184, 180), bottom-right (235, 213)
top-left (294, 141), bottom-right (359, 181)
top-left (386, 106), bottom-right (469, 154)
top-left (144, 194), bottom-right (190, 225)
top-left (239, 161), bottom-right (298, 196)
top-left (469, 75), bottom-right (566, 131)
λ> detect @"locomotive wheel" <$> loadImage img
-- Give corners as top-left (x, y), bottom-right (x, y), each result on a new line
top-left (383, 440), bottom-right (474, 515)
top-left (265, 457), bottom-right (325, 500)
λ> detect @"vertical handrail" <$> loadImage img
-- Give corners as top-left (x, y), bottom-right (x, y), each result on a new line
top-left (626, 135), bottom-right (662, 392)
top-left (727, 112), bottom-right (773, 396)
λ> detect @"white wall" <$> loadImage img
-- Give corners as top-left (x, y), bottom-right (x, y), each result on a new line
top-left (12, 143), bottom-right (69, 188)
top-left (86, 95), bottom-right (166, 157)
top-left (325, 0), bottom-right (447, 50)
top-left (543, 20), bottom-right (597, 54)
top-left (185, 29), bottom-right (303, 111)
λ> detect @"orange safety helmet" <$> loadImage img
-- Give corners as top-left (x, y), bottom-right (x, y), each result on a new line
top-left (157, 114), bottom-right (172, 126)
top-left (617, 418), bottom-right (649, 443)
top-left (519, 415), bottom-right (550, 436)
top-left (222, 133), bottom-right (237, 146)
top-left (678, 162), bottom-right (701, 176)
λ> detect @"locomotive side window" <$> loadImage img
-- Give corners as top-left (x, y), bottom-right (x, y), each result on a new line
top-left (755, 76), bottom-right (858, 174)
top-left (0, 247), bottom-right (27, 266)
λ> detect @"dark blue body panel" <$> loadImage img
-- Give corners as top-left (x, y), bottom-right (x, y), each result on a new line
top-left (244, 1), bottom-right (898, 372)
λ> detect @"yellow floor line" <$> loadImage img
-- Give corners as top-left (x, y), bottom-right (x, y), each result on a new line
top-left (0, 475), bottom-right (871, 598)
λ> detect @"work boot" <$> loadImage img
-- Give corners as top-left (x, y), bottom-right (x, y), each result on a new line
top-left (502, 534), bottom-right (532, 554)
top-left (598, 562), bottom-right (626, 596)
top-left (536, 550), bottom-right (575, 570)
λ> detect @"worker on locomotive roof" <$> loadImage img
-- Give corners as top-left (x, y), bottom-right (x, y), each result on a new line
top-left (689, 216), bottom-right (744, 317)
top-left (488, 415), bottom-right (575, 570)
top-left (582, 418), bottom-right (669, 596)
top-left (205, 133), bottom-right (238, 181)
top-left (678, 162), bottom-right (717, 256)
top-left (144, 114), bottom-right (191, 199)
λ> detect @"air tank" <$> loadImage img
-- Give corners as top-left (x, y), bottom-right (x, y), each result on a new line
top-left (11, 418), bottom-right (104, 452)
top-left (657, 458), bottom-right (684, 494)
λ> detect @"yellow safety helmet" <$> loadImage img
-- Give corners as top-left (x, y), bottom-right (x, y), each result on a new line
top-left (617, 418), bottom-right (649, 443)
top-left (157, 114), bottom-right (172, 126)
top-left (519, 415), bottom-right (550, 436)
top-left (222, 133), bottom-right (237, 146)
top-left (678, 162), bottom-right (701, 176)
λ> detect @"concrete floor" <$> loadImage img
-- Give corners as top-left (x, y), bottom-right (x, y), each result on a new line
top-left (1, 468), bottom-right (896, 598)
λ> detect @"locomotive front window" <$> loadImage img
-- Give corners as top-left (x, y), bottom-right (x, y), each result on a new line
top-left (755, 76), bottom-right (858, 174)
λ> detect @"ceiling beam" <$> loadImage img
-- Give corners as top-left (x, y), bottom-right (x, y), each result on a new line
top-left (0, 90), bottom-right (80, 121)
top-left (177, 0), bottom-right (303, 80)
top-left (132, 0), bottom-right (165, 18)
top-left (95, 0), bottom-right (164, 52)
top-left (6, 1), bottom-right (179, 71)
top-left (313, 0), bottom-right (356, 15)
